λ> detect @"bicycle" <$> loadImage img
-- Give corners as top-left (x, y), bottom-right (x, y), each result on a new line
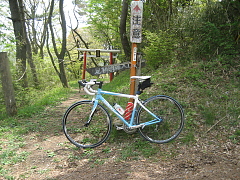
top-left (62, 76), bottom-right (184, 148)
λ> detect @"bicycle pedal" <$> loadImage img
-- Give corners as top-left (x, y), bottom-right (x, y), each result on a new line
top-left (115, 125), bottom-right (124, 130)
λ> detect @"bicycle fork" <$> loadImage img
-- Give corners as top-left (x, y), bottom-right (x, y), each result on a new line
top-left (84, 100), bottom-right (99, 127)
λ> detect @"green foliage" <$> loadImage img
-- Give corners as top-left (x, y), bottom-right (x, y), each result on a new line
top-left (0, 1), bottom-right (14, 52)
top-left (197, 22), bottom-right (221, 58)
top-left (86, 0), bottom-right (122, 49)
top-left (181, 131), bottom-right (195, 144)
top-left (0, 131), bottom-right (30, 179)
top-left (202, 107), bottom-right (216, 125)
top-left (143, 0), bottom-right (175, 31)
top-left (143, 30), bottom-right (175, 69)
top-left (142, 1), bottom-right (240, 66)
top-left (182, 68), bottom-right (206, 87)
top-left (149, 57), bottom-right (239, 144)
top-left (192, 2), bottom-right (239, 60)
top-left (11, 86), bottom-right (69, 118)
top-left (119, 139), bottom-right (159, 160)
top-left (228, 129), bottom-right (240, 144)
top-left (103, 70), bottom-right (129, 92)
top-left (0, 83), bottom-right (71, 120)
top-left (195, 21), bottom-right (237, 59)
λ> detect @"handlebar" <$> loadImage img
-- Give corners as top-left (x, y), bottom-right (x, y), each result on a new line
top-left (78, 80), bottom-right (103, 96)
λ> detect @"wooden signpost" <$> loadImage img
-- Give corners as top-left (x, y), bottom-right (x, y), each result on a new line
top-left (86, 62), bottom-right (130, 76)
top-left (130, 0), bottom-right (143, 98)
top-left (77, 48), bottom-right (120, 81)
top-left (130, 0), bottom-right (143, 44)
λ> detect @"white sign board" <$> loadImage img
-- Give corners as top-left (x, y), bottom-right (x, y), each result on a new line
top-left (130, 1), bottom-right (143, 43)
top-left (86, 62), bottom-right (130, 76)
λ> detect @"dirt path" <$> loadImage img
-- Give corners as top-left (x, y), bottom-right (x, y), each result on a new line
top-left (3, 91), bottom-right (240, 180)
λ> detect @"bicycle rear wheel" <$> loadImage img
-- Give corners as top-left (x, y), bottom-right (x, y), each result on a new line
top-left (136, 95), bottom-right (184, 144)
top-left (63, 100), bottom-right (112, 148)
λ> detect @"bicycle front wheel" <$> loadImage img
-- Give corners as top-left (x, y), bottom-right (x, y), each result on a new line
top-left (63, 100), bottom-right (112, 148)
top-left (136, 95), bottom-right (184, 144)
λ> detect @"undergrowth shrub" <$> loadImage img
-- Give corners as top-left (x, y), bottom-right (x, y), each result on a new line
top-left (143, 30), bottom-right (175, 69)
top-left (193, 2), bottom-right (239, 60)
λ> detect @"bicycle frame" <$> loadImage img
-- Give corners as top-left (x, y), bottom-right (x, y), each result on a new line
top-left (90, 88), bottom-right (162, 129)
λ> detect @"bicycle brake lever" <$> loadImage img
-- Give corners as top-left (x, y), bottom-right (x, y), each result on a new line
top-left (78, 80), bottom-right (86, 87)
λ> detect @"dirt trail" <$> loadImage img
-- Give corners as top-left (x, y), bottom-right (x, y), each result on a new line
top-left (3, 91), bottom-right (240, 180)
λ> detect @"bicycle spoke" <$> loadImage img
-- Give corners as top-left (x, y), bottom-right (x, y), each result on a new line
top-left (63, 101), bottom-right (111, 148)
top-left (137, 95), bottom-right (184, 143)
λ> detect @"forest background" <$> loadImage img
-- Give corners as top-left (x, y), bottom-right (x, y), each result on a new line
top-left (0, 0), bottom-right (239, 179)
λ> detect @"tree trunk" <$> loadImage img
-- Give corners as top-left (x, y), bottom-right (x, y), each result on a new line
top-left (120, 0), bottom-right (131, 61)
top-left (58, 0), bottom-right (68, 88)
top-left (0, 52), bottom-right (17, 116)
top-left (25, 0), bottom-right (49, 59)
top-left (47, 0), bottom-right (68, 88)
top-left (18, 0), bottom-right (39, 88)
top-left (26, 39), bottom-right (39, 88)
top-left (9, 0), bottom-right (28, 88)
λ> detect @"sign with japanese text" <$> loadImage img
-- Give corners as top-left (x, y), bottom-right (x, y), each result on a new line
top-left (130, 1), bottom-right (143, 43)
top-left (86, 62), bottom-right (130, 76)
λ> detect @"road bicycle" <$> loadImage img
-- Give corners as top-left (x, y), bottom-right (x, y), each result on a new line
top-left (62, 76), bottom-right (184, 148)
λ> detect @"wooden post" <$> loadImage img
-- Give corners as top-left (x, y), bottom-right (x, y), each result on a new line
top-left (130, 44), bottom-right (137, 97)
top-left (109, 52), bottom-right (114, 82)
top-left (129, 0), bottom-right (143, 99)
top-left (0, 52), bottom-right (17, 116)
top-left (82, 51), bottom-right (87, 80)
top-left (77, 49), bottom-right (120, 81)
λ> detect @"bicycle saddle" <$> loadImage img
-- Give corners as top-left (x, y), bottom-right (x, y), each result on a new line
top-left (130, 76), bottom-right (151, 80)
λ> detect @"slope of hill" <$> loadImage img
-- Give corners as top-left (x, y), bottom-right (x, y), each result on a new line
top-left (0, 59), bottom-right (239, 179)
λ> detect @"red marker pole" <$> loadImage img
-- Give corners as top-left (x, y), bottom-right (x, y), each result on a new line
top-left (82, 51), bottom-right (87, 80)
top-left (125, 0), bottom-right (143, 117)
top-left (109, 52), bottom-right (114, 82)
top-left (130, 43), bottom-right (137, 98)
top-left (130, 0), bottom-right (142, 98)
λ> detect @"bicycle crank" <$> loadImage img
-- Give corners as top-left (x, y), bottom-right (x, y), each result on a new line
top-left (123, 123), bottom-right (137, 134)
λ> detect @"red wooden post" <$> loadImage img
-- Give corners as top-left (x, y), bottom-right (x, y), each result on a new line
top-left (82, 51), bottom-right (87, 80)
top-left (109, 52), bottom-right (114, 82)
top-left (129, 0), bottom-right (142, 101)
top-left (124, 0), bottom-right (143, 118)
top-left (77, 48), bottom-right (120, 79)
top-left (130, 43), bottom-right (137, 97)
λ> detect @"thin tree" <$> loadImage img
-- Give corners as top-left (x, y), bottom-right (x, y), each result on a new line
top-left (47, 0), bottom-right (68, 88)
top-left (25, 0), bottom-right (50, 59)
top-left (19, 0), bottom-right (39, 87)
top-left (8, 0), bottom-right (28, 88)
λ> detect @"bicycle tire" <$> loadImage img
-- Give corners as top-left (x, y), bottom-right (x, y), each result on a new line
top-left (63, 100), bottom-right (112, 148)
top-left (136, 95), bottom-right (184, 144)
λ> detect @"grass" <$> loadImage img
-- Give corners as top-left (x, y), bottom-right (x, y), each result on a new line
top-left (17, 86), bottom-right (72, 118)
top-left (0, 132), bottom-right (30, 179)
top-left (0, 84), bottom-right (74, 179)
